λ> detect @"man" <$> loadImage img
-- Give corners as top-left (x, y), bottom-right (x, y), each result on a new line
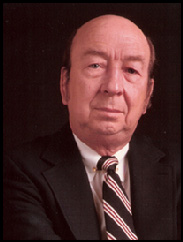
top-left (3, 14), bottom-right (180, 240)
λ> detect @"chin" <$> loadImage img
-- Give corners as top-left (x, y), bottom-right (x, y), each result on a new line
top-left (91, 123), bottom-right (123, 136)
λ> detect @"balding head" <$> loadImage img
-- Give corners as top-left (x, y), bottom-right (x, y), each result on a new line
top-left (74, 14), bottom-right (146, 43)
top-left (63, 14), bottom-right (155, 82)
top-left (72, 15), bottom-right (149, 59)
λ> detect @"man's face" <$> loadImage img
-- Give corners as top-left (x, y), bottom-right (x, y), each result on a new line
top-left (61, 15), bottom-right (154, 140)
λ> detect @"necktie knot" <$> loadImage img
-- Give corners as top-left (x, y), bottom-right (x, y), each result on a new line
top-left (97, 156), bottom-right (118, 173)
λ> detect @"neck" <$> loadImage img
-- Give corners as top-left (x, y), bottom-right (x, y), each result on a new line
top-left (74, 130), bottom-right (132, 156)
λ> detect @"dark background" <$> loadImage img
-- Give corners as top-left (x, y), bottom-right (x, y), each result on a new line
top-left (3, 3), bottom-right (181, 151)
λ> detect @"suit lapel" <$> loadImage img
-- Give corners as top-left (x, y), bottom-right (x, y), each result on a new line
top-left (41, 125), bottom-right (101, 240)
top-left (129, 135), bottom-right (176, 240)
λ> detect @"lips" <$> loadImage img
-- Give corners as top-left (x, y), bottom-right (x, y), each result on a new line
top-left (95, 107), bottom-right (123, 113)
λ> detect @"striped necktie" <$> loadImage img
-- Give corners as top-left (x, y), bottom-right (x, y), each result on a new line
top-left (97, 156), bottom-right (138, 240)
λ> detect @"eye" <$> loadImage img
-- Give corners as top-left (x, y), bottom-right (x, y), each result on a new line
top-left (126, 67), bottom-right (138, 75)
top-left (89, 63), bottom-right (100, 69)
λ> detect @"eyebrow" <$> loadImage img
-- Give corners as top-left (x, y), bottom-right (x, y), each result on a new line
top-left (123, 55), bottom-right (145, 64)
top-left (83, 50), bottom-right (108, 60)
top-left (83, 49), bottom-right (145, 64)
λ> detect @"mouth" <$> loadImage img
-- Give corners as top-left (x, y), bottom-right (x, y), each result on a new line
top-left (95, 107), bottom-right (123, 113)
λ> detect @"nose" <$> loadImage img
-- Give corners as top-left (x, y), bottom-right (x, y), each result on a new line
top-left (100, 64), bottom-right (123, 96)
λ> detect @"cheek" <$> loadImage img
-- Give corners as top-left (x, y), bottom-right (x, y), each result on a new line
top-left (73, 68), bottom-right (100, 93)
top-left (124, 83), bottom-right (147, 109)
top-left (68, 74), bottom-right (100, 111)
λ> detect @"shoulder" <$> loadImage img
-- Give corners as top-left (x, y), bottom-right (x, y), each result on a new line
top-left (131, 133), bottom-right (181, 182)
top-left (3, 123), bottom-right (74, 172)
top-left (131, 133), bottom-right (180, 162)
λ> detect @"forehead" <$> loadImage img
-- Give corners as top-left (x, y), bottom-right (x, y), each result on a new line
top-left (71, 16), bottom-right (150, 62)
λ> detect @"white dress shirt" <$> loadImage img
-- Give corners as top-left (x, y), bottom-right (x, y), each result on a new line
top-left (73, 134), bottom-right (131, 240)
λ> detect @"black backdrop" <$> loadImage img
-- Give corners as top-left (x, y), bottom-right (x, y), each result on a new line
top-left (3, 3), bottom-right (181, 151)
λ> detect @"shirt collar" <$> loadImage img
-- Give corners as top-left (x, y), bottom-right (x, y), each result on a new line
top-left (73, 134), bottom-right (100, 174)
top-left (73, 134), bottom-right (129, 181)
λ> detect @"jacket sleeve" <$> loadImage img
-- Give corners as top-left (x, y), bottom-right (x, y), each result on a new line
top-left (3, 154), bottom-right (62, 240)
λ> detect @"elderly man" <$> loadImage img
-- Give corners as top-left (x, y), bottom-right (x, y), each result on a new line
top-left (3, 15), bottom-right (180, 240)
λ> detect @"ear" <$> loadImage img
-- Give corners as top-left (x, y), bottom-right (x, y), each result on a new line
top-left (60, 67), bottom-right (70, 105)
top-left (143, 78), bottom-right (154, 114)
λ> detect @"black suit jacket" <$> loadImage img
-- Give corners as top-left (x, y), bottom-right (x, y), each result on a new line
top-left (3, 123), bottom-right (181, 240)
